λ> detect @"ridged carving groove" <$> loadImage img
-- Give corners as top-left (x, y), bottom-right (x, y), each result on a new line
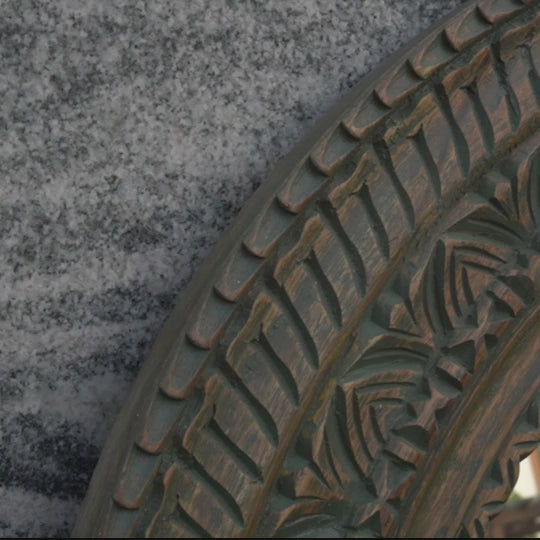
top-left (73, 2), bottom-right (540, 538)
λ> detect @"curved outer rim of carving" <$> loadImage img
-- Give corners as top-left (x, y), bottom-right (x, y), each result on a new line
top-left (73, 1), bottom-right (540, 537)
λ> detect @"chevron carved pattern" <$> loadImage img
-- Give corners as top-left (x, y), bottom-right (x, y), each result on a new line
top-left (73, 3), bottom-right (540, 538)
top-left (267, 144), bottom-right (540, 537)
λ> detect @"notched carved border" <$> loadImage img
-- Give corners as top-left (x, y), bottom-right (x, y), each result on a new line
top-left (75, 2), bottom-right (540, 538)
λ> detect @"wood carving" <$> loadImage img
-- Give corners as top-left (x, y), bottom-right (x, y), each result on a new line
top-left (73, 1), bottom-right (540, 537)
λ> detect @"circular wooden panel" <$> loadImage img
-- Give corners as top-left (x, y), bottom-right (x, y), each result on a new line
top-left (73, 1), bottom-right (540, 537)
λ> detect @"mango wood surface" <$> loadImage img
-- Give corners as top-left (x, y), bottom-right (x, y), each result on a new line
top-left (74, 1), bottom-right (540, 537)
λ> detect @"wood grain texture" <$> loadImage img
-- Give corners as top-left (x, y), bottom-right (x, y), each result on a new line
top-left (73, 1), bottom-right (540, 537)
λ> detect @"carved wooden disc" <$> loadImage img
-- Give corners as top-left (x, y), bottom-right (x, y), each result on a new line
top-left (73, 1), bottom-right (540, 538)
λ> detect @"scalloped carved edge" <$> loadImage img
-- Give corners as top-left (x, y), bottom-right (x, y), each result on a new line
top-left (73, 2), bottom-right (540, 537)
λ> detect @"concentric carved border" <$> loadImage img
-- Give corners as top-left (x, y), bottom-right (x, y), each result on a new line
top-left (73, 2), bottom-right (540, 537)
